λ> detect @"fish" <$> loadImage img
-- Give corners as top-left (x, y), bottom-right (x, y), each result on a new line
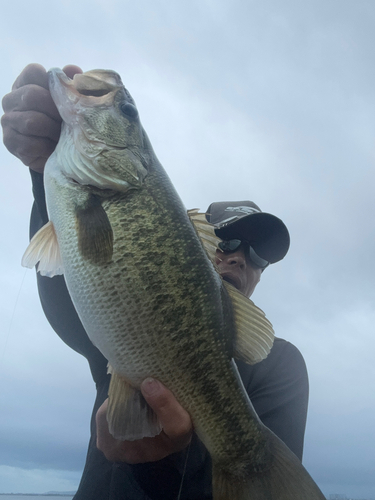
top-left (22, 68), bottom-right (325, 500)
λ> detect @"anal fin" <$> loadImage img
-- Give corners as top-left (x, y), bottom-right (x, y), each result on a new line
top-left (21, 221), bottom-right (63, 277)
top-left (107, 367), bottom-right (162, 441)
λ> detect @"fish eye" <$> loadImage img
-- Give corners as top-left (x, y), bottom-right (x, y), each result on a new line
top-left (120, 102), bottom-right (138, 118)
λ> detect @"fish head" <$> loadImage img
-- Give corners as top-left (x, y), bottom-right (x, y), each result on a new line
top-left (48, 68), bottom-right (150, 191)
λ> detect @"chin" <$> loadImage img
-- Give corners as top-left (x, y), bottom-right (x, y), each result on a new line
top-left (222, 275), bottom-right (241, 291)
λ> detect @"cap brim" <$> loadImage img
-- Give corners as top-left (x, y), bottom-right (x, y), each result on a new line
top-left (214, 212), bottom-right (290, 263)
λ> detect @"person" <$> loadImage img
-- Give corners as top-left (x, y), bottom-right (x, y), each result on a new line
top-left (2, 64), bottom-right (309, 500)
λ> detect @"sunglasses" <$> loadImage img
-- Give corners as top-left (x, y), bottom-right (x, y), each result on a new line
top-left (217, 239), bottom-right (269, 270)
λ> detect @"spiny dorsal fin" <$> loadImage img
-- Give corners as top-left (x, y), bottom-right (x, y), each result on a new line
top-left (107, 365), bottom-right (162, 440)
top-left (21, 221), bottom-right (64, 277)
top-left (224, 281), bottom-right (274, 364)
top-left (187, 209), bottom-right (220, 265)
top-left (76, 195), bottom-right (113, 265)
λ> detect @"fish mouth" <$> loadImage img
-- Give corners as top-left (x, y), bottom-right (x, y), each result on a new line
top-left (48, 68), bottom-right (126, 124)
top-left (49, 68), bottom-right (123, 98)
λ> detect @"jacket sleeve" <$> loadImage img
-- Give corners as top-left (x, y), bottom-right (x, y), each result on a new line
top-left (236, 337), bottom-right (309, 461)
top-left (28, 169), bottom-right (108, 384)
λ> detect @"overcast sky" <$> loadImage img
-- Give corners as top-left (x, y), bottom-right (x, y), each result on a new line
top-left (0, 1), bottom-right (374, 498)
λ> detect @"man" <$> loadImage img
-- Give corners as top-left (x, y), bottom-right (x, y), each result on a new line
top-left (2, 64), bottom-right (309, 500)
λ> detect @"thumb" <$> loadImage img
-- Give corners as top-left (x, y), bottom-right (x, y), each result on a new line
top-left (62, 65), bottom-right (83, 79)
top-left (141, 378), bottom-right (192, 440)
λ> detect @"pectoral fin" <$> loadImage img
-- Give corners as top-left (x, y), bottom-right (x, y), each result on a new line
top-left (21, 221), bottom-right (64, 277)
top-left (107, 366), bottom-right (162, 441)
top-left (76, 195), bottom-right (113, 265)
top-left (224, 281), bottom-right (274, 364)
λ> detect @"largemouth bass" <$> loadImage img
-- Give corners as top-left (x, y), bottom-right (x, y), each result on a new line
top-left (23, 68), bottom-right (325, 500)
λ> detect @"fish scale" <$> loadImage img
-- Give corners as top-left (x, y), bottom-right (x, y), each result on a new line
top-left (22, 67), bottom-right (326, 500)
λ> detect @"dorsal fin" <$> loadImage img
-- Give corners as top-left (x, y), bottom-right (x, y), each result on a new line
top-left (224, 281), bottom-right (274, 364)
top-left (21, 221), bottom-right (64, 277)
top-left (188, 208), bottom-right (274, 364)
top-left (187, 209), bottom-right (220, 265)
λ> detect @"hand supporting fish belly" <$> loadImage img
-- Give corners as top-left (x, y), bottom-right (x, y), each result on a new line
top-left (22, 67), bottom-right (325, 500)
top-left (96, 380), bottom-right (193, 464)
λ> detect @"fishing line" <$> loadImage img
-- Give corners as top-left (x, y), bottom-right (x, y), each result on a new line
top-left (176, 439), bottom-right (192, 500)
top-left (0, 268), bottom-right (28, 370)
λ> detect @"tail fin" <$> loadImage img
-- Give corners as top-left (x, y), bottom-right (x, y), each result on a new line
top-left (212, 428), bottom-right (325, 500)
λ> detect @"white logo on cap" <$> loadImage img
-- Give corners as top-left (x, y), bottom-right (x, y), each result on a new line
top-left (225, 206), bottom-right (260, 215)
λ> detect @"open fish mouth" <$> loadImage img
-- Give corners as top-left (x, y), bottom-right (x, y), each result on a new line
top-left (49, 68), bottom-right (123, 97)
top-left (48, 68), bottom-right (127, 125)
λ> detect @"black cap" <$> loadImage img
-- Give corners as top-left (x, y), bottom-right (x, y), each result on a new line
top-left (205, 201), bottom-right (290, 264)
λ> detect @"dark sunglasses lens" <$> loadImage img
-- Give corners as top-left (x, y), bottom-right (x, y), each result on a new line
top-left (218, 239), bottom-right (242, 252)
top-left (218, 239), bottom-right (269, 270)
top-left (248, 246), bottom-right (269, 270)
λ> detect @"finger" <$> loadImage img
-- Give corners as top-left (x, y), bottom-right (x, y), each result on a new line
top-left (28, 157), bottom-right (48, 173)
top-left (141, 378), bottom-right (192, 440)
top-left (96, 400), bottom-right (115, 452)
top-left (115, 435), bottom-right (171, 464)
top-left (95, 400), bottom-right (149, 464)
top-left (63, 65), bottom-right (83, 79)
top-left (96, 388), bottom-right (191, 464)
top-left (2, 111), bottom-right (61, 142)
top-left (2, 125), bottom-right (57, 167)
top-left (95, 398), bottom-right (162, 463)
top-left (2, 85), bottom-right (61, 121)
top-left (100, 431), bottom-right (176, 464)
top-left (12, 63), bottom-right (49, 91)
top-left (96, 399), bottom-right (131, 462)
